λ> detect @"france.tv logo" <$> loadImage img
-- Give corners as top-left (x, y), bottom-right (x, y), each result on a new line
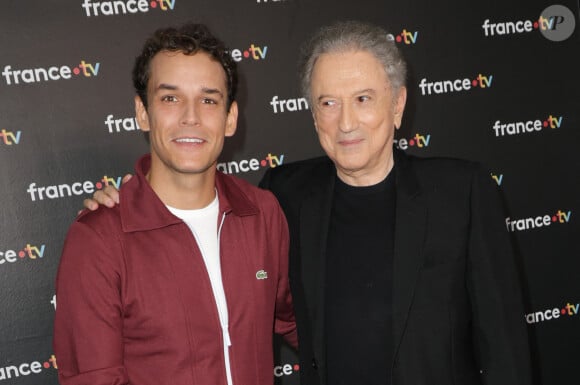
top-left (0, 355), bottom-right (57, 381)
top-left (492, 114), bottom-right (563, 137)
top-left (0, 129), bottom-right (21, 145)
top-left (526, 301), bottom-right (579, 324)
top-left (27, 175), bottom-right (123, 201)
top-left (82, 0), bottom-right (176, 17)
top-left (419, 73), bottom-right (493, 96)
top-left (229, 43), bottom-right (268, 62)
top-left (505, 209), bottom-right (571, 232)
top-left (482, 4), bottom-right (576, 41)
top-left (2, 60), bottom-right (100, 85)
top-left (0, 243), bottom-right (46, 266)
top-left (387, 29), bottom-right (419, 45)
top-left (394, 133), bottom-right (431, 150)
top-left (217, 152), bottom-right (284, 175)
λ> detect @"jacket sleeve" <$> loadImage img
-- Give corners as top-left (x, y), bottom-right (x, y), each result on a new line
top-left (466, 164), bottom-right (532, 385)
top-left (53, 219), bottom-right (129, 385)
top-left (270, 195), bottom-right (298, 350)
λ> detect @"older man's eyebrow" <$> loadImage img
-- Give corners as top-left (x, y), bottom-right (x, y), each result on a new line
top-left (316, 88), bottom-right (378, 101)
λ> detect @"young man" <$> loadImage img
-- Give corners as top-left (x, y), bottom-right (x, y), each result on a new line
top-left (54, 23), bottom-right (296, 385)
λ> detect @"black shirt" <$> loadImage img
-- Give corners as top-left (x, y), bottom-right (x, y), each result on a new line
top-left (325, 171), bottom-right (396, 385)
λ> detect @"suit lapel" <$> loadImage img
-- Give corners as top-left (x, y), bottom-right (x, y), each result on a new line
top-left (299, 162), bottom-right (335, 375)
top-left (392, 150), bottom-right (428, 359)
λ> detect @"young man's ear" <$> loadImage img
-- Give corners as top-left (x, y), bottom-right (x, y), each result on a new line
top-left (135, 95), bottom-right (150, 132)
top-left (225, 101), bottom-right (238, 137)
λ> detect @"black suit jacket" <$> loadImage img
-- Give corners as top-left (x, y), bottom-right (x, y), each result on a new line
top-left (260, 149), bottom-right (532, 385)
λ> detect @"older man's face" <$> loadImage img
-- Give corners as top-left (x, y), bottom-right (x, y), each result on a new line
top-left (310, 50), bottom-right (406, 186)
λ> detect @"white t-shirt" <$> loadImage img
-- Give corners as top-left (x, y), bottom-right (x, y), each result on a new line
top-left (167, 193), bottom-right (233, 385)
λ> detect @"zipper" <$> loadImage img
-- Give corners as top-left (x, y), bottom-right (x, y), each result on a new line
top-left (217, 211), bottom-right (233, 385)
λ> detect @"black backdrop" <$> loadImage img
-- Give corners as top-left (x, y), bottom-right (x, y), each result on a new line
top-left (1, 1), bottom-right (578, 384)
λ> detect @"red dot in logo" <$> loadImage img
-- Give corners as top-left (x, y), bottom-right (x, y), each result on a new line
top-left (43, 362), bottom-right (50, 369)
top-left (552, 215), bottom-right (557, 222)
top-left (561, 308), bottom-right (567, 315)
top-left (18, 250), bottom-right (26, 258)
top-left (533, 21), bottom-right (539, 29)
top-left (543, 121), bottom-right (548, 128)
top-left (243, 50), bottom-right (250, 58)
top-left (471, 79), bottom-right (478, 87)
top-left (73, 67), bottom-right (81, 75)
top-left (96, 182), bottom-right (103, 189)
top-left (150, 1), bottom-right (157, 7)
top-left (396, 35), bottom-right (402, 43)
top-left (293, 364), bottom-right (300, 371)
top-left (260, 159), bottom-right (267, 167)
top-left (409, 139), bottom-right (415, 146)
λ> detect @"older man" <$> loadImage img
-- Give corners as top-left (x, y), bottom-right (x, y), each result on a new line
top-left (259, 21), bottom-right (532, 385)
top-left (86, 21), bottom-right (532, 385)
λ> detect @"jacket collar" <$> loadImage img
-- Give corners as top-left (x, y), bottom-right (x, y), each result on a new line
top-left (120, 154), bottom-right (259, 233)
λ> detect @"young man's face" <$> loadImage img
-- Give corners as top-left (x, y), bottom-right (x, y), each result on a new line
top-left (310, 50), bottom-right (406, 185)
top-left (135, 50), bottom-right (237, 179)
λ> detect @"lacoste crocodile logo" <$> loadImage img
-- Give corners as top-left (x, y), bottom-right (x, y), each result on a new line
top-left (256, 270), bottom-right (268, 280)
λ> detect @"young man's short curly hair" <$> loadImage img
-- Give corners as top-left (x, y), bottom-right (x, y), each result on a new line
top-left (132, 23), bottom-right (237, 110)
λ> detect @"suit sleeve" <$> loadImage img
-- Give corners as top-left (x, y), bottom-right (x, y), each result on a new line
top-left (53, 219), bottom-right (129, 385)
top-left (466, 164), bottom-right (532, 385)
top-left (260, 169), bottom-right (298, 348)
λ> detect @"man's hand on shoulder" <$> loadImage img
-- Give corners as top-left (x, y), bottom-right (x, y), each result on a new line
top-left (81, 174), bottom-right (133, 213)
